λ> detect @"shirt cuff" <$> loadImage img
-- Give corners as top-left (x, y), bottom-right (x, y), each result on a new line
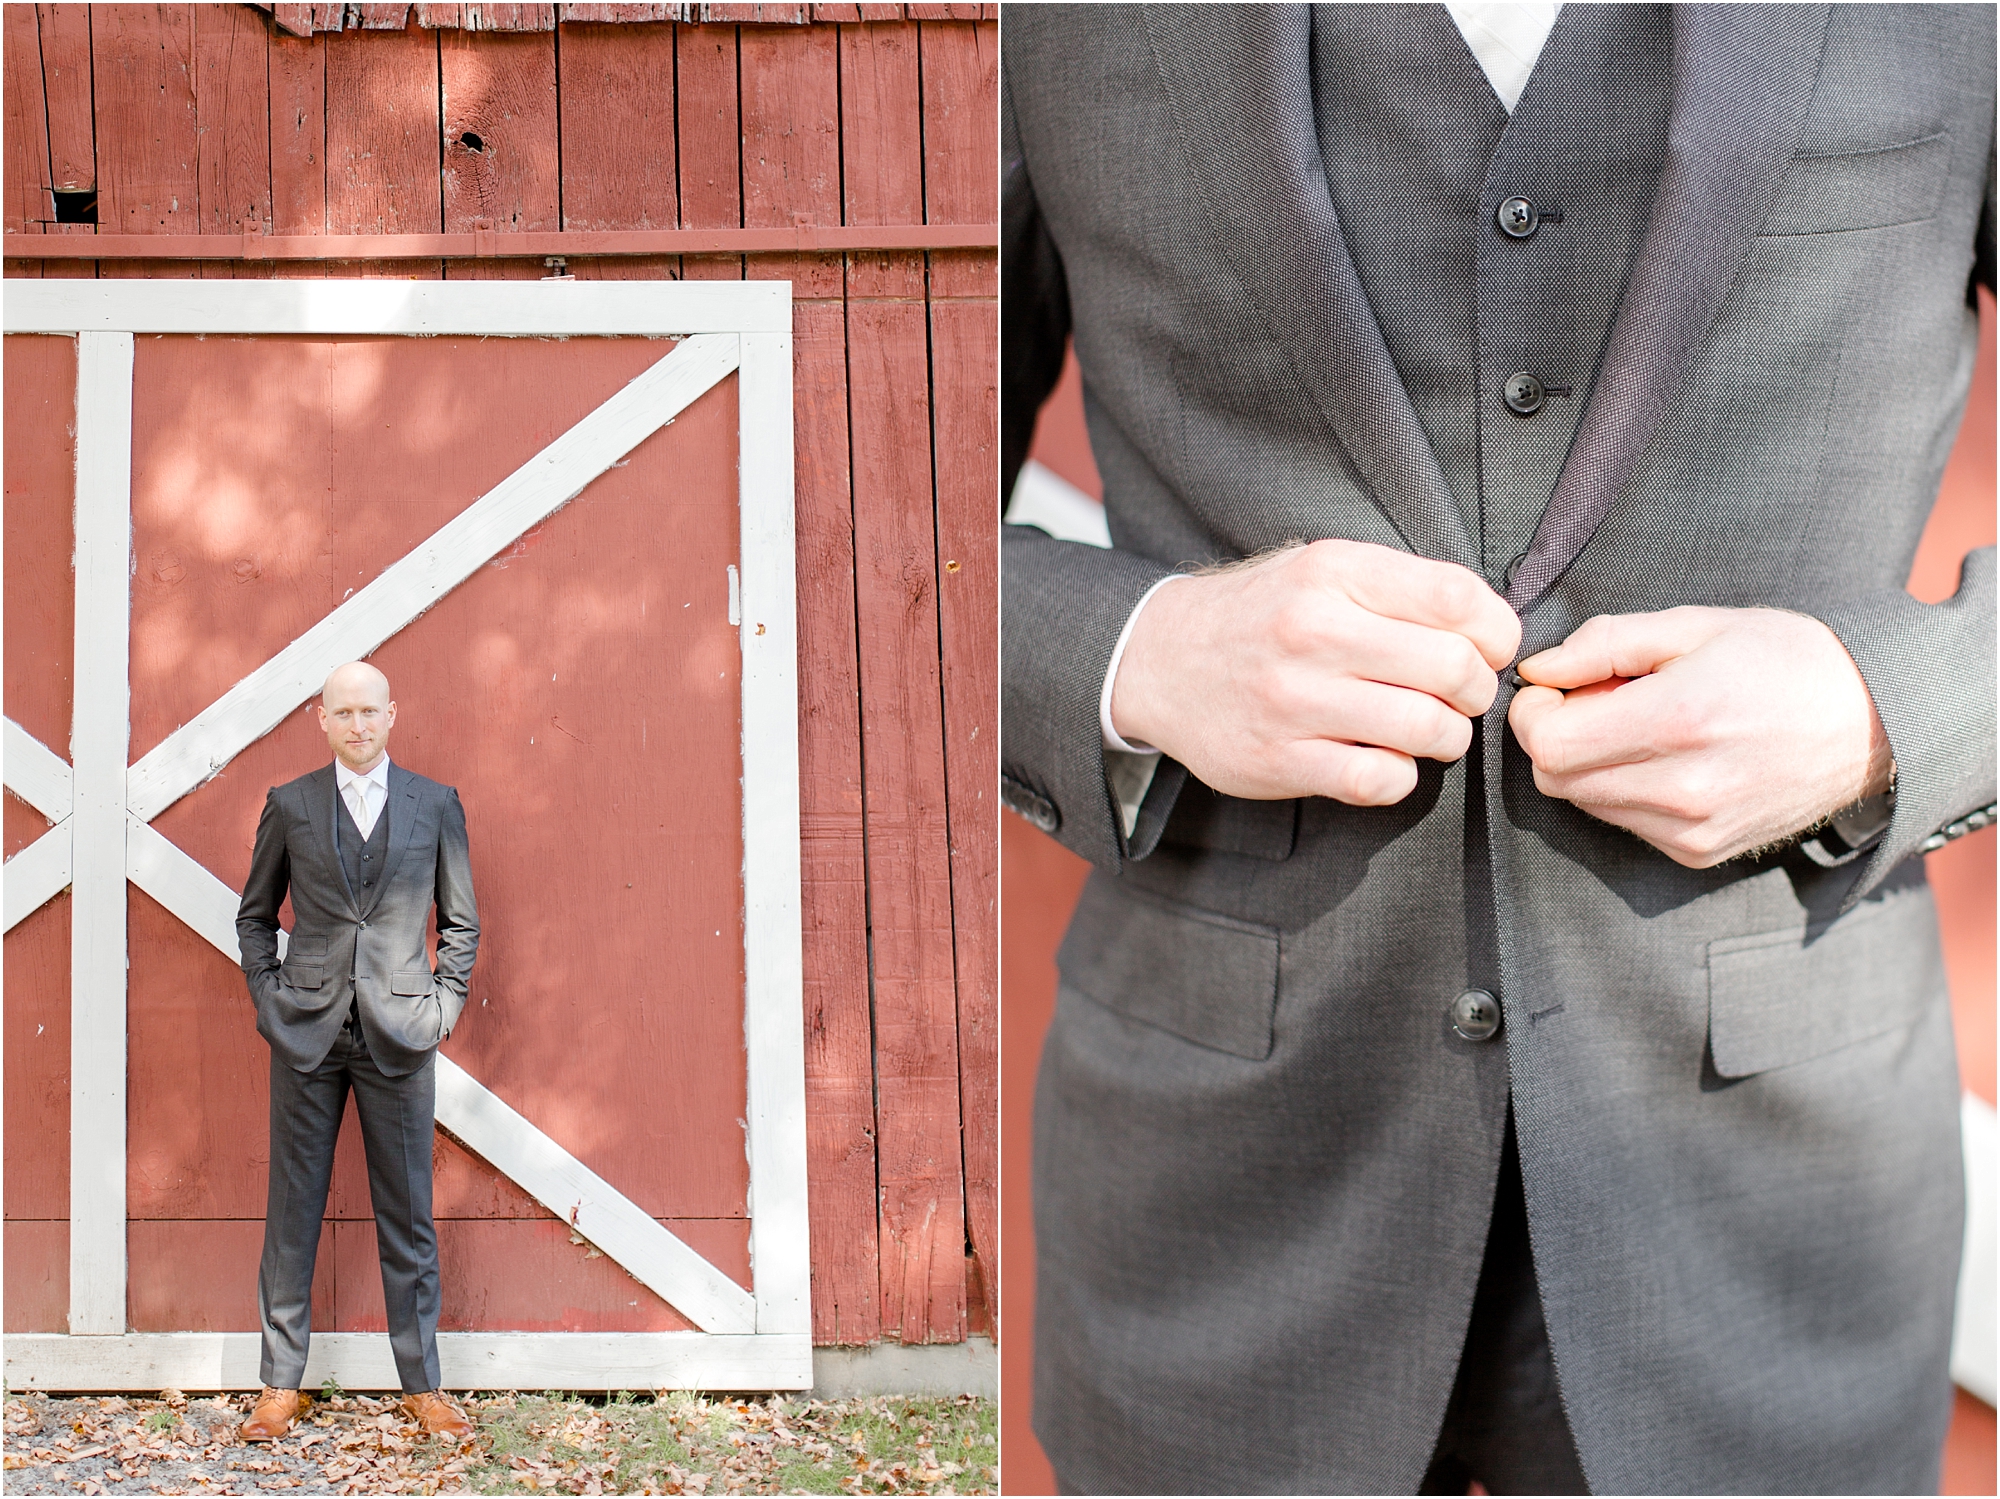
top-left (1100, 573), bottom-right (1189, 753)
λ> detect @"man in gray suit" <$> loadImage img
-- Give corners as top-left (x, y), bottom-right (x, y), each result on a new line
top-left (1003, 5), bottom-right (1994, 1493)
top-left (235, 662), bottom-right (479, 1442)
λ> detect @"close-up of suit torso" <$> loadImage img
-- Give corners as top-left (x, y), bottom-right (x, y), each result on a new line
top-left (1002, 5), bottom-right (1997, 1492)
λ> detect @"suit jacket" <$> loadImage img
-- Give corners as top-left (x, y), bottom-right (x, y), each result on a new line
top-left (1003, 5), bottom-right (1995, 1494)
top-left (237, 761), bottom-right (479, 1078)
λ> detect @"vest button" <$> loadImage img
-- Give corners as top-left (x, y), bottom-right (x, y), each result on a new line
top-left (1503, 372), bottom-right (1546, 416)
top-left (1451, 989), bottom-right (1503, 1042)
top-left (1497, 196), bottom-right (1540, 238)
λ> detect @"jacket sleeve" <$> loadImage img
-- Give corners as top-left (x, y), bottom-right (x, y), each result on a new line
top-left (1816, 547), bottom-right (1997, 907)
top-left (431, 787), bottom-right (479, 1035)
top-left (235, 788), bottom-right (289, 1008)
top-left (1000, 57), bottom-right (1190, 873)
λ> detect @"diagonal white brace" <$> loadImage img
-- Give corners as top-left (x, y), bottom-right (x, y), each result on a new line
top-left (125, 333), bottom-right (742, 823)
top-left (4, 822), bottom-right (74, 933)
top-left (434, 1063), bottom-right (759, 1336)
top-left (4, 718), bottom-right (74, 823)
top-left (125, 819), bottom-right (754, 1333)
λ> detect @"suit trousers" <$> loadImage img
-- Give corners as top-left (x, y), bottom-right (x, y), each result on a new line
top-left (1057, 1110), bottom-right (1588, 1497)
top-left (258, 1018), bottom-right (441, 1393)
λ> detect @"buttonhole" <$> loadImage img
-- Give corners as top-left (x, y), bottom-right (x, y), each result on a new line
top-left (1529, 1003), bottom-right (1566, 1024)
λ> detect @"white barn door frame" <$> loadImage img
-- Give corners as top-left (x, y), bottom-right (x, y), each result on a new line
top-left (2, 281), bottom-right (810, 1391)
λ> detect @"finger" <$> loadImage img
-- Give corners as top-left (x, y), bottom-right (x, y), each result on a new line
top-left (1334, 611), bottom-right (1501, 718)
top-left (1561, 801), bottom-right (1733, 869)
top-left (1311, 541), bottom-right (1522, 670)
top-left (1296, 679), bottom-right (1474, 763)
top-left (1517, 608), bottom-right (1721, 689)
top-left (1508, 674), bottom-right (1662, 776)
top-left (1282, 738), bottom-right (1421, 806)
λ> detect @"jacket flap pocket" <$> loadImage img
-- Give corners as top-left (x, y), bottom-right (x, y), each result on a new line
top-left (391, 970), bottom-right (434, 996)
top-left (1760, 133), bottom-right (1951, 236)
top-left (281, 964), bottom-right (324, 990)
top-left (1708, 889), bottom-right (1942, 1078)
top-left (1159, 781), bottom-right (1298, 861)
top-left (1058, 879), bottom-right (1279, 1060)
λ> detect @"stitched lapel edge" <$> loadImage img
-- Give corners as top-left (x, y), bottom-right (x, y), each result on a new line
top-left (364, 762), bottom-right (420, 919)
top-left (1506, 3), bottom-right (1834, 615)
top-left (1145, 3), bottom-right (1477, 570)
top-left (302, 763), bottom-right (360, 916)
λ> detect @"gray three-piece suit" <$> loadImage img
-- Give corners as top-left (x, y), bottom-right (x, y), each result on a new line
top-left (237, 761), bottom-right (479, 1392)
top-left (1003, 5), bottom-right (1996, 1493)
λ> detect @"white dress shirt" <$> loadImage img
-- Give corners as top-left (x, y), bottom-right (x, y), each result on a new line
top-left (336, 755), bottom-right (392, 841)
top-left (1098, 5), bottom-right (1562, 836)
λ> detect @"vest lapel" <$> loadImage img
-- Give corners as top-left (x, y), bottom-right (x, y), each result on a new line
top-left (363, 764), bottom-right (420, 919)
top-left (1145, 4), bottom-right (1477, 571)
top-left (1506, 3), bottom-right (1833, 614)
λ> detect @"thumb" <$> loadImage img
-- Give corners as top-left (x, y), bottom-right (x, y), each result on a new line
top-left (1517, 608), bottom-right (1720, 690)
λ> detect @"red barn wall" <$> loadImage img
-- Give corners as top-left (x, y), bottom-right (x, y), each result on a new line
top-left (2, 1), bottom-right (997, 1352)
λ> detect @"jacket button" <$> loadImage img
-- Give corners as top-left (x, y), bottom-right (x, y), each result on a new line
top-left (1503, 372), bottom-right (1546, 416)
top-left (1451, 989), bottom-right (1503, 1042)
top-left (1497, 196), bottom-right (1540, 238)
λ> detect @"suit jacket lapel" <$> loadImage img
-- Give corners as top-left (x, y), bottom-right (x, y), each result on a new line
top-left (1145, 4), bottom-right (1477, 571)
top-left (363, 763), bottom-right (420, 919)
top-left (1507, 4), bottom-right (1832, 614)
top-left (304, 764), bottom-right (360, 915)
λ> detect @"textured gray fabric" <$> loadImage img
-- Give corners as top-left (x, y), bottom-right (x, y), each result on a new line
top-left (238, 762), bottom-right (480, 1078)
top-left (1004, 4), bottom-right (1994, 1493)
top-left (258, 1027), bottom-right (442, 1393)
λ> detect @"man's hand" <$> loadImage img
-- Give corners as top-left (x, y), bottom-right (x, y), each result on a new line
top-left (1508, 606), bottom-right (1894, 867)
top-left (1110, 540), bottom-right (1522, 806)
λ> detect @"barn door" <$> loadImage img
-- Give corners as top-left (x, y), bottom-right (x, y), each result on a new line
top-left (3, 281), bottom-right (810, 1390)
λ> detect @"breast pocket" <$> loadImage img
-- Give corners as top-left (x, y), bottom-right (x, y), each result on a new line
top-left (1758, 133), bottom-right (1952, 237)
top-left (1058, 877), bottom-right (1280, 1060)
top-left (1707, 887), bottom-right (1944, 1078)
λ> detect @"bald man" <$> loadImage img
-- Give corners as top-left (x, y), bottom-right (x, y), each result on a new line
top-left (235, 663), bottom-right (479, 1442)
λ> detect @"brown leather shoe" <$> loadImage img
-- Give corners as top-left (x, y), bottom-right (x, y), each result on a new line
top-left (238, 1387), bottom-right (300, 1443)
top-left (401, 1390), bottom-right (473, 1441)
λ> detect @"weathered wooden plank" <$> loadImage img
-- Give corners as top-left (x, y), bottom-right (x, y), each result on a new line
top-left (556, 20), bottom-right (677, 231)
top-left (359, 3), bottom-right (414, 28)
top-left (791, 298), bottom-right (881, 1345)
top-left (268, 27), bottom-right (326, 247)
top-left (311, 3), bottom-right (348, 32)
top-left (416, 2), bottom-right (465, 26)
top-left (810, 3), bottom-right (861, 19)
top-left (856, 4), bottom-right (907, 18)
top-left (906, 3), bottom-right (978, 19)
top-left (918, 18), bottom-right (995, 301)
top-left (325, 22), bottom-right (440, 235)
top-left (269, 5), bottom-right (316, 39)
top-left (3, 1221), bottom-right (68, 1333)
top-left (702, 4), bottom-right (806, 21)
top-left (5, 7), bottom-right (51, 235)
top-left (91, 3), bottom-right (198, 281)
top-left (738, 24), bottom-right (841, 298)
top-left (560, 5), bottom-right (680, 20)
top-left (676, 23), bottom-right (743, 281)
top-left (846, 295), bottom-right (966, 1346)
top-left (838, 20), bottom-right (923, 301)
top-left (463, 3), bottom-right (558, 29)
top-left (440, 30), bottom-right (559, 239)
top-left (5, 1331), bottom-right (815, 1392)
top-left (40, 5), bottom-right (96, 194)
top-left (929, 294), bottom-right (998, 1334)
top-left (194, 3), bottom-right (272, 235)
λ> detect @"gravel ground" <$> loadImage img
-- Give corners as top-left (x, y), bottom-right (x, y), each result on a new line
top-left (1, 1389), bottom-right (997, 1495)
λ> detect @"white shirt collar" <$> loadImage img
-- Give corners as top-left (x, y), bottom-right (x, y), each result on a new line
top-left (335, 755), bottom-right (391, 798)
top-left (1445, 2), bottom-right (1562, 114)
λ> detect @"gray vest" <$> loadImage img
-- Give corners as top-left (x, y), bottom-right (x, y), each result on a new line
top-left (1310, 3), bottom-right (1673, 587)
top-left (336, 786), bottom-right (390, 917)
